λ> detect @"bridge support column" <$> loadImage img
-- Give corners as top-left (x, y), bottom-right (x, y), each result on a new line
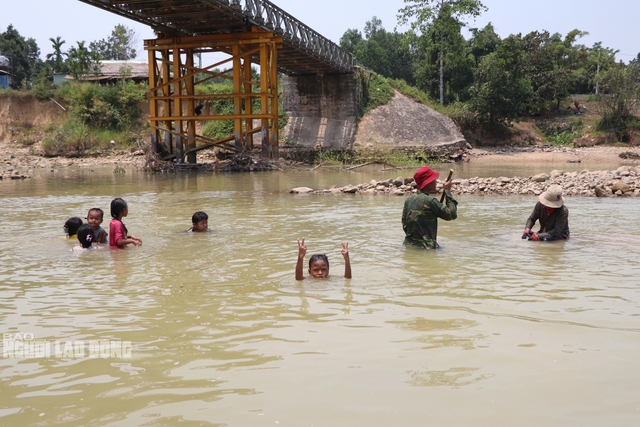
top-left (145, 31), bottom-right (282, 163)
top-left (282, 74), bottom-right (357, 149)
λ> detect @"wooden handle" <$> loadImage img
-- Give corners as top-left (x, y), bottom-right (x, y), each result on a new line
top-left (440, 169), bottom-right (454, 203)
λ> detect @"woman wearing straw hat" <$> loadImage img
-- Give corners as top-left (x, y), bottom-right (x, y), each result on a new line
top-left (522, 185), bottom-right (570, 241)
top-left (402, 166), bottom-right (458, 249)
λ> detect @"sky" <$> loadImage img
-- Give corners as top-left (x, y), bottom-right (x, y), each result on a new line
top-left (3, 0), bottom-right (639, 63)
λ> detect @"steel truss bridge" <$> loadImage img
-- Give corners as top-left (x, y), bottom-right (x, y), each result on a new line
top-left (78, 0), bottom-right (355, 161)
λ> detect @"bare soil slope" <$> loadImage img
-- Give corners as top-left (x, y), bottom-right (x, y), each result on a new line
top-left (0, 93), bottom-right (67, 144)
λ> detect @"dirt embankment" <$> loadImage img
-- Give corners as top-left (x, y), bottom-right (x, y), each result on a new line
top-left (1, 92), bottom-right (638, 179)
top-left (0, 93), bottom-right (66, 144)
top-left (0, 93), bottom-right (151, 177)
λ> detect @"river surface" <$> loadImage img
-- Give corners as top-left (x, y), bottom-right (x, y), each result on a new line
top-left (1, 162), bottom-right (639, 427)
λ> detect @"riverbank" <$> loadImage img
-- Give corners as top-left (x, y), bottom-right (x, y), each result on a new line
top-left (290, 145), bottom-right (640, 198)
top-left (467, 145), bottom-right (639, 165)
top-left (1, 141), bottom-right (638, 181)
top-left (0, 145), bottom-right (147, 179)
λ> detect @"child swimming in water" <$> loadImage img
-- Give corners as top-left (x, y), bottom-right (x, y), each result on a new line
top-left (109, 198), bottom-right (142, 248)
top-left (86, 207), bottom-right (108, 244)
top-left (64, 217), bottom-right (83, 239)
top-left (70, 224), bottom-right (99, 252)
top-left (295, 238), bottom-right (352, 280)
top-left (185, 211), bottom-right (211, 233)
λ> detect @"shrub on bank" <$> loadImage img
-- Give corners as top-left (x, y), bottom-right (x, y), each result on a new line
top-left (537, 119), bottom-right (584, 146)
top-left (388, 78), bottom-right (437, 110)
top-left (32, 69), bottom-right (56, 101)
top-left (32, 81), bottom-right (148, 156)
top-left (365, 73), bottom-right (394, 113)
top-left (41, 120), bottom-right (144, 156)
top-left (197, 79), bottom-right (289, 142)
top-left (42, 121), bottom-right (95, 155)
top-left (197, 82), bottom-right (235, 140)
top-left (307, 145), bottom-right (441, 167)
top-left (56, 81), bottom-right (147, 129)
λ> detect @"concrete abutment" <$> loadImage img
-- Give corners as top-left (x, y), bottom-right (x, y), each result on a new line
top-left (282, 73), bottom-right (467, 155)
top-left (282, 74), bottom-right (359, 149)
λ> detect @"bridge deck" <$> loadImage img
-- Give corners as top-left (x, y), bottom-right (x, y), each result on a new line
top-left (78, 0), bottom-right (353, 75)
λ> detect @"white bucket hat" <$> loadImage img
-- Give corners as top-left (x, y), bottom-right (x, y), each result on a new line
top-left (539, 185), bottom-right (565, 208)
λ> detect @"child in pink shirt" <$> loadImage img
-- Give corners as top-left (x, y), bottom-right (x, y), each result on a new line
top-left (109, 198), bottom-right (142, 248)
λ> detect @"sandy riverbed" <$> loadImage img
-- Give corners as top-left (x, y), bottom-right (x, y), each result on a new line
top-left (468, 145), bottom-right (639, 165)
top-left (1, 142), bottom-right (639, 179)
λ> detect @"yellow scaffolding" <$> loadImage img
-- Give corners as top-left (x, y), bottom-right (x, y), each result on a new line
top-left (145, 31), bottom-right (281, 163)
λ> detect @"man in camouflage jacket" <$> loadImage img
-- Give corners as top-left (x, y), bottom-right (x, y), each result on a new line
top-left (402, 166), bottom-right (458, 249)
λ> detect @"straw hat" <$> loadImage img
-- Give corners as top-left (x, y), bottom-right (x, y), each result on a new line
top-left (539, 185), bottom-right (565, 208)
top-left (413, 166), bottom-right (440, 190)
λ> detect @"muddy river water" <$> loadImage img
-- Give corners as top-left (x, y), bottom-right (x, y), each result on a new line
top-left (1, 161), bottom-right (639, 426)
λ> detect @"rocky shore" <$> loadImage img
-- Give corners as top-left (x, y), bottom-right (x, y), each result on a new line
top-left (0, 148), bottom-right (147, 180)
top-left (291, 165), bottom-right (640, 198)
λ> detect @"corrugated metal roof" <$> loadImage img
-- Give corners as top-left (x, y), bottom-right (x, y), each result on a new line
top-left (62, 61), bottom-right (149, 82)
top-left (97, 60), bottom-right (148, 78)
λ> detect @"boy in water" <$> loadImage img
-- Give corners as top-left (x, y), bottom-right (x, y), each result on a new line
top-left (295, 238), bottom-right (352, 280)
top-left (86, 208), bottom-right (108, 244)
top-left (186, 211), bottom-right (211, 232)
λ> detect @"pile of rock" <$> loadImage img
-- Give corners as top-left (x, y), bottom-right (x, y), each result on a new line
top-left (0, 167), bottom-right (32, 180)
top-left (291, 166), bottom-right (640, 198)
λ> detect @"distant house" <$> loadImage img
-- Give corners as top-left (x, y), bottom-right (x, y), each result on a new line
top-left (54, 60), bottom-right (149, 85)
top-left (87, 60), bottom-right (149, 83)
top-left (0, 55), bottom-right (12, 89)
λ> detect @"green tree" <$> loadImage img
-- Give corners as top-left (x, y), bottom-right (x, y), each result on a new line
top-left (358, 39), bottom-right (391, 75)
top-left (339, 28), bottom-right (364, 54)
top-left (66, 41), bottom-right (101, 80)
top-left (93, 24), bottom-right (137, 60)
top-left (0, 24), bottom-right (40, 88)
top-left (412, 13), bottom-right (472, 102)
top-left (398, 0), bottom-right (487, 105)
top-left (583, 42), bottom-right (618, 94)
top-left (548, 29), bottom-right (589, 108)
top-left (340, 18), bottom-right (416, 84)
top-left (520, 29), bottom-right (589, 112)
top-left (520, 31), bottom-right (557, 112)
top-left (46, 36), bottom-right (66, 73)
top-left (466, 22), bottom-right (500, 65)
top-left (594, 63), bottom-right (640, 134)
top-left (56, 80), bottom-right (147, 129)
top-left (468, 35), bottom-right (532, 125)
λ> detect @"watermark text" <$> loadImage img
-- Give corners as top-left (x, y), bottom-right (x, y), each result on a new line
top-left (3, 333), bottom-right (131, 359)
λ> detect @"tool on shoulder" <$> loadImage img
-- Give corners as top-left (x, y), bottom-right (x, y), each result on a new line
top-left (440, 169), bottom-right (454, 203)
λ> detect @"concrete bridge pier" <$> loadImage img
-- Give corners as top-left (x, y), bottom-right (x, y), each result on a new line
top-left (282, 74), bottom-right (357, 149)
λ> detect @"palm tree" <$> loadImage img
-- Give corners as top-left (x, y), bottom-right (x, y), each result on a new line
top-left (46, 36), bottom-right (66, 73)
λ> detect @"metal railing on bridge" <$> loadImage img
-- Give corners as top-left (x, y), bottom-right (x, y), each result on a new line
top-left (77, 0), bottom-right (357, 162)
top-left (223, 0), bottom-right (354, 73)
top-left (78, 0), bottom-right (354, 75)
